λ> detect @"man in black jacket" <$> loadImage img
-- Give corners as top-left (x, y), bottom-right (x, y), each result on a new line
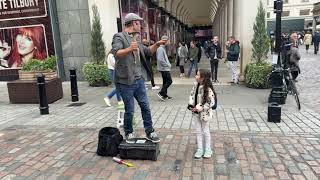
top-left (205, 36), bottom-right (222, 82)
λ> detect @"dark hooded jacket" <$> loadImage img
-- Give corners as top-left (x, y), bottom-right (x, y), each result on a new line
top-left (227, 41), bottom-right (240, 61)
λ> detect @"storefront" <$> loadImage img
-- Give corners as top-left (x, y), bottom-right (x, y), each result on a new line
top-left (0, 0), bottom-right (190, 81)
top-left (119, 0), bottom-right (188, 58)
top-left (0, 0), bottom-right (61, 80)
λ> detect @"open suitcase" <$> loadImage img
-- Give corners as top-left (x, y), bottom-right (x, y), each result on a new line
top-left (118, 138), bottom-right (160, 161)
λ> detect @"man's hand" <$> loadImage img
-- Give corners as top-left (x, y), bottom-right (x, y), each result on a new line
top-left (157, 39), bottom-right (167, 46)
top-left (129, 41), bottom-right (139, 52)
top-left (149, 39), bottom-right (168, 54)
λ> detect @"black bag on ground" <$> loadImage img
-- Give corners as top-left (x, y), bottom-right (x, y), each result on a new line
top-left (118, 138), bottom-right (160, 161)
top-left (97, 127), bottom-right (123, 156)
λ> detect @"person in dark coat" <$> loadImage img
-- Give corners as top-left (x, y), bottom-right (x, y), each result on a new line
top-left (196, 41), bottom-right (202, 63)
top-left (313, 31), bottom-right (320, 55)
top-left (205, 36), bottom-right (222, 82)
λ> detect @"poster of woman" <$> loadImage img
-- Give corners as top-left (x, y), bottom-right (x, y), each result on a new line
top-left (0, 25), bottom-right (48, 68)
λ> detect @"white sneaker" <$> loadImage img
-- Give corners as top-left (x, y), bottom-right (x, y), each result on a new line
top-left (104, 97), bottom-right (111, 107)
top-left (152, 86), bottom-right (160, 90)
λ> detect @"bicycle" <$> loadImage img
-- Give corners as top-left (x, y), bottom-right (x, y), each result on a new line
top-left (284, 67), bottom-right (301, 110)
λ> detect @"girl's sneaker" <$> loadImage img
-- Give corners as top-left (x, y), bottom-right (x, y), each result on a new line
top-left (104, 97), bottom-right (111, 107)
top-left (203, 148), bottom-right (213, 158)
top-left (194, 149), bottom-right (203, 159)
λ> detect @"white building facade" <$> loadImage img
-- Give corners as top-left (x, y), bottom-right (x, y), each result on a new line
top-left (267, 0), bottom-right (320, 29)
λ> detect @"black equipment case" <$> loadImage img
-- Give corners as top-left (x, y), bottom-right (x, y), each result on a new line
top-left (268, 102), bottom-right (281, 123)
top-left (118, 138), bottom-right (160, 161)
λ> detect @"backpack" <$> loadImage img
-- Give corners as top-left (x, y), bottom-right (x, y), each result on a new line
top-left (97, 127), bottom-right (123, 157)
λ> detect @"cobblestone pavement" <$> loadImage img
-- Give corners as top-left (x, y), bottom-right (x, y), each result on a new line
top-left (1, 51), bottom-right (320, 179)
top-left (296, 45), bottom-right (320, 113)
top-left (1, 127), bottom-right (320, 180)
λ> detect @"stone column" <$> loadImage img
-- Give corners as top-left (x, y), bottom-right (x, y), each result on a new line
top-left (227, 0), bottom-right (233, 37)
top-left (223, 4), bottom-right (228, 56)
top-left (216, 12), bottom-right (221, 37)
top-left (237, 0), bottom-right (264, 74)
top-left (224, 4), bottom-right (228, 44)
top-left (220, 8), bottom-right (223, 46)
top-left (233, 0), bottom-right (241, 40)
top-left (221, 7), bottom-right (225, 55)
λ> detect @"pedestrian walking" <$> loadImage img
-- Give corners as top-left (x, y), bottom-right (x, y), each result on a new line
top-left (313, 31), bottom-right (320, 55)
top-left (111, 13), bottom-right (166, 143)
top-left (196, 41), bottom-right (202, 63)
top-left (187, 69), bottom-right (216, 159)
top-left (177, 42), bottom-right (188, 77)
top-left (104, 51), bottom-right (123, 107)
top-left (205, 36), bottom-right (222, 83)
top-left (289, 40), bottom-right (301, 81)
top-left (142, 39), bottom-right (160, 90)
top-left (156, 35), bottom-right (173, 101)
top-left (187, 41), bottom-right (199, 78)
top-left (303, 31), bottom-right (312, 53)
top-left (226, 36), bottom-right (240, 84)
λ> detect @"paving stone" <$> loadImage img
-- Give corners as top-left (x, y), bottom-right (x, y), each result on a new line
top-left (215, 164), bottom-right (227, 176)
top-left (288, 166), bottom-right (302, 174)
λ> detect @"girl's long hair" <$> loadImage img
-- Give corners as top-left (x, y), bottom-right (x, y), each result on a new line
top-left (8, 26), bottom-right (47, 67)
top-left (199, 69), bottom-right (216, 105)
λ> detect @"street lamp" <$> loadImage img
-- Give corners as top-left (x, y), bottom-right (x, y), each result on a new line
top-left (268, 0), bottom-right (286, 123)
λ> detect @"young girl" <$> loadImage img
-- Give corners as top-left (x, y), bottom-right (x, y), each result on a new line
top-left (104, 50), bottom-right (122, 107)
top-left (188, 69), bottom-right (216, 158)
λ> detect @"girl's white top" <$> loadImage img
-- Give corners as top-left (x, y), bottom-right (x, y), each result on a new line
top-left (106, 53), bottom-right (115, 70)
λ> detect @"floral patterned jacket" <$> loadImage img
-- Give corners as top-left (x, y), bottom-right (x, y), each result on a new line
top-left (188, 82), bottom-right (216, 121)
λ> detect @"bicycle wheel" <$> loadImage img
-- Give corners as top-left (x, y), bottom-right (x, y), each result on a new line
top-left (289, 80), bottom-right (301, 110)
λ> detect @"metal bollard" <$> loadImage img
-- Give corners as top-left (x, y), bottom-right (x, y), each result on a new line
top-left (70, 68), bottom-right (79, 102)
top-left (37, 74), bottom-right (49, 115)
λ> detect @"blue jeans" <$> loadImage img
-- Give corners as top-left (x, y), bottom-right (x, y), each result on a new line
top-left (116, 78), bottom-right (153, 135)
top-left (106, 69), bottom-right (121, 101)
top-left (188, 60), bottom-right (198, 78)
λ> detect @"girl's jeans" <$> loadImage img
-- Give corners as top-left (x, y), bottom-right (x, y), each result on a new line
top-left (106, 69), bottom-right (121, 101)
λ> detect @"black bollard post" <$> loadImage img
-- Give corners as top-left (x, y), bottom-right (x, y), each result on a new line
top-left (37, 74), bottom-right (49, 115)
top-left (70, 68), bottom-right (79, 102)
